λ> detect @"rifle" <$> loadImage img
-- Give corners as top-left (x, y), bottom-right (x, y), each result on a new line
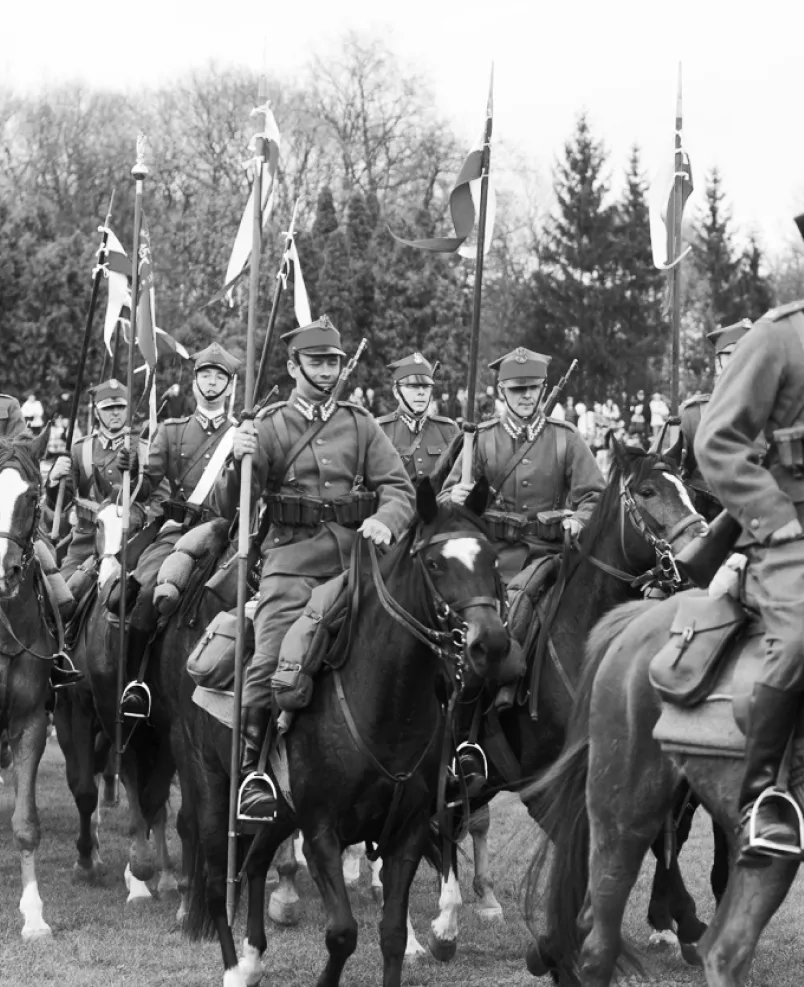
top-left (516, 359), bottom-right (579, 451)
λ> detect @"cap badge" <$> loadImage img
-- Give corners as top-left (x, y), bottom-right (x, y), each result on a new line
top-left (413, 352), bottom-right (423, 364)
top-left (110, 380), bottom-right (119, 389)
top-left (514, 347), bottom-right (528, 364)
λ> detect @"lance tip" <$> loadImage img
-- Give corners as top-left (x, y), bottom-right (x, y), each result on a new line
top-left (132, 134), bottom-right (149, 178)
top-left (487, 62), bottom-right (494, 116)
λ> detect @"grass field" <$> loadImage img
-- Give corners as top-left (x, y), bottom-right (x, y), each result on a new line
top-left (0, 735), bottom-right (802, 986)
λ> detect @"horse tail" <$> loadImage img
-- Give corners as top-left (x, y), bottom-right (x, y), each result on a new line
top-left (521, 599), bottom-right (652, 973)
top-left (184, 813), bottom-right (215, 941)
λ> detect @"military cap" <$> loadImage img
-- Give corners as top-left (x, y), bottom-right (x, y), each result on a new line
top-left (705, 319), bottom-right (752, 355)
top-left (91, 378), bottom-right (128, 409)
top-left (488, 347), bottom-right (551, 386)
top-left (388, 352), bottom-right (436, 385)
top-left (193, 342), bottom-right (241, 377)
top-left (281, 314), bottom-right (346, 357)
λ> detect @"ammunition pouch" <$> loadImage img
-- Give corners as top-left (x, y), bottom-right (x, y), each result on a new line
top-left (186, 609), bottom-right (254, 692)
top-left (161, 499), bottom-right (213, 528)
top-left (531, 509), bottom-right (573, 542)
top-left (773, 425), bottom-right (804, 478)
top-left (485, 510), bottom-right (528, 543)
top-left (74, 497), bottom-right (99, 531)
top-left (649, 593), bottom-right (748, 707)
top-left (205, 558), bottom-right (239, 609)
top-left (264, 491), bottom-right (378, 529)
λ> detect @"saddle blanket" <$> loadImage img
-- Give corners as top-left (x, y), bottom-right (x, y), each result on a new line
top-left (192, 686), bottom-right (294, 811)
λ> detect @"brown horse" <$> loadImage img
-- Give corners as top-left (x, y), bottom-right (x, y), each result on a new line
top-left (427, 440), bottom-right (709, 959)
top-left (523, 589), bottom-right (790, 987)
top-left (0, 431), bottom-right (60, 937)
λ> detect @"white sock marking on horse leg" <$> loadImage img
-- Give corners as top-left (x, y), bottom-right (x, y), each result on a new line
top-left (124, 863), bottom-right (152, 902)
top-left (342, 844), bottom-right (362, 887)
top-left (370, 856), bottom-right (383, 891)
top-left (238, 939), bottom-right (263, 986)
top-left (19, 852), bottom-right (51, 939)
top-left (431, 869), bottom-right (462, 943)
top-left (293, 832), bottom-right (307, 867)
top-left (441, 537), bottom-right (481, 571)
top-left (222, 968), bottom-right (248, 987)
top-left (405, 911), bottom-right (426, 959)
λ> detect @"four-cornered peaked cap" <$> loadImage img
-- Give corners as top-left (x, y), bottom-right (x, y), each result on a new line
top-left (91, 378), bottom-right (128, 408)
top-left (388, 352), bottom-right (436, 385)
top-left (489, 347), bottom-right (551, 385)
top-left (193, 342), bottom-right (241, 377)
top-left (705, 319), bottom-right (753, 355)
top-left (281, 314), bottom-right (346, 356)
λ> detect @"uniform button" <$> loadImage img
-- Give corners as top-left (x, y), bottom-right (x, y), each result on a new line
top-left (321, 458), bottom-right (330, 465)
top-left (204, 453), bottom-right (210, 459)
top-left (273, 537), bottom-right (280, 544)
top-left (522, 505), bottom-right (529, 510)
top-left (324, 481), bottom-right (331, 488)
top-left (522, 480), bottom-right (529, 487)
top-left (417, 456), bottom-right (423, 462)
top-left (316, 439), bottom-right (325, 445)
top-left (523, 458), bottom-right (530, 465)
top-left (750, 519), bottom-right (760, 529)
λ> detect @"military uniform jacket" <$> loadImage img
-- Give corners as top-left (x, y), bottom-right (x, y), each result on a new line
top-left (138, 412), bottom-right (234, 509)
top-left (0, 395), bottom-right (26, 439)
top-left (376, 411), bottom-right (459, 481)
top-left (679, 394), bottom-right (712, 497)
top-left (442, 415), bottom-right (605, 527)
top-left (213, 393), bottom-right (415, 578)
top-left (63, 434), bottom-right (126, 503)
top-left (696, 304), bottom-right (804, 544)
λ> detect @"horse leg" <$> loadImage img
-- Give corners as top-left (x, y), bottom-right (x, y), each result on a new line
top-left (369, 854), bottom-right (383, 903)
top-left (428, 845), bottom-right (462, 962)
top-left (268, 834), bottom-right (301, 926)
top-left (378, 822), bottom-right (428, 987)
top-left (711, 819), bottom-right (730, 907)
top-left (342, 843), bottom-right (363, 888)
top-left (10, 707), bottom-right (52, 939)
top-left (369, 856), bottom-right (423, 959)
top-left (304, 828), bottom-right (359, 987)
top-left (120, 753), bottom-right (155, 901)
top-left (697, 857), bottom-right (798, 987)
top-left (238, 850), bottom-right (273, 987)
top-left (469, 803), bottom-right (503, 920)
top-left (153, 804), bottom-right (179, 896)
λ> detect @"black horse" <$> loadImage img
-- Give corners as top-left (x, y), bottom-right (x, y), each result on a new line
top-left (182, 478), bottom-right (512, 987)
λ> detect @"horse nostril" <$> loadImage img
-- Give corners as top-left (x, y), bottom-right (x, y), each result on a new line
top-left (6, 564), bottom-right (21, 582)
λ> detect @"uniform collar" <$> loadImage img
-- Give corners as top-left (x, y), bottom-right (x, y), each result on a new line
top-left (502, 411), bottom-right (540, 442)
top-left (398, 410), bottom-right (425, 434)
top-left (195, 410), bottom-right (227, 431)
top-left (97, 430), bottom-right (125, 451)
top-left (290, 390), bottom-right (335, 422)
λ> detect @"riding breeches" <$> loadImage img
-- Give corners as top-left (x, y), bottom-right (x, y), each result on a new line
top-left (244, 571), bottom-right (332, 708)
top-left (130, 526), bottom-right (185, 631)
top-left (60, 524), bottom-right (95, 582)
top-left (743, 538), bottom-right (804, 692)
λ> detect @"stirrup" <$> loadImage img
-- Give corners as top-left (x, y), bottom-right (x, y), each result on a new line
top-left (747, 788), bottom-right (804, 858)
top-left (237, 771), bottom-right (278, 826)
top-left (120, 681), bottom-right (151, 720)
top-left (452, 741), bottom-right (488, 779)
top-left (50, 652), bottom-right (83, 690)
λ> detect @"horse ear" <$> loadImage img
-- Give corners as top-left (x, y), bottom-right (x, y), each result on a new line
top-left (25, 424), bottom-right (50, 463)
top-left (609, 435), bottom-right (627, 471)
top-left (416, 476), bottom-right (439, 524)
top-left (663, 430), bottom-right (684, 468)
top-left (465, 475), bottom-right (490, 517)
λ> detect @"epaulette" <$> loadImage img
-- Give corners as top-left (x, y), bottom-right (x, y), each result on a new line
top-left (546, 416), bottom-right (577, 432)
top-left (0, 393), bottom-right (13, 401)
top-left (162, 415), bottom-right (191, 426)
top-left (763, 299), bottom-right (804, 322)
top-left (429, 414), bottom-right (457, 426)
top-left (255, 400), bottom-right (288, 420)
top-left (375, 411), bottom-right (399, 425)
top-left (681, 393), bottom-right (710, 410)
top-left (337, 400), bottom-right (371, 416)
top-left (477, 417), bottom-right (499, 430)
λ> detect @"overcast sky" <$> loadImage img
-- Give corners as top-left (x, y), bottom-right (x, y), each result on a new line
top-left (5, 0), bottom-right (803, 256)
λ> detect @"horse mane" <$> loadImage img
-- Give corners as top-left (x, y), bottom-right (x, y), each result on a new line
top-left (581, 445), bottom-right (673, 553)
top-left (0, 437), bottom-right (40, 485)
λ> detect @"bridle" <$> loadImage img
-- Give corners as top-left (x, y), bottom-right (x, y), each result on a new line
top-left (580, 464), bottom-right (706, 592)
top-left (0, 469), bottom-right (41, 576)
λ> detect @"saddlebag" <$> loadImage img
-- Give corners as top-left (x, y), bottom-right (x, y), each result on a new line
top-left (187, 610), bottom-right (254, 692)
top-left (649, 593), bottom-right (749, 707)
top-left (272, 571), bottom-right (349, 711)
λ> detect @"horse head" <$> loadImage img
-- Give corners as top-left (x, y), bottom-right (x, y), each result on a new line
top-left (0, 430), bottom-right (49, 598)
top-left (95, 497), bottom-right (148, 591)
top-left (592, 437), bottom-right (707, 581)
top-left (412, 476), bottom-right (511, 682)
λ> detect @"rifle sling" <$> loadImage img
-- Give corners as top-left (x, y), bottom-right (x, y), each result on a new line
top-left (174, 420), bottom-right (234, 493)
top-left (489, 419), bottom-right (547, 498)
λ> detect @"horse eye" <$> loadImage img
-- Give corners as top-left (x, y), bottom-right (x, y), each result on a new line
top-left (638, 487), bottom-right (656, 498)
top-left (426, 558), bottom-right (441, 572)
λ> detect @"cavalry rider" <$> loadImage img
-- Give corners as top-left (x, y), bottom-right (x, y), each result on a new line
top-left (696, 299), bottom-right (804, 865)
top-left (377, 352), bottom-right (459, 483)
top-left (116, 342), bottom-right (240, 719)
top-left (46, 379), bottom-right (131, 584)
top-left (0, 393), bottom-right (26, 439)
top-left (443, 348), bottom-right (605, 585)
top-left (679, 319), bottom-right (752, 521)
top-left (214, 315), bottom-right (414, 823)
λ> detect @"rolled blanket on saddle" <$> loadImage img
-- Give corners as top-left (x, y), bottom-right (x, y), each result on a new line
top-left (153, 518), bottom-right (231, 616)
top-left (34, 539), bottom-right (74, 619)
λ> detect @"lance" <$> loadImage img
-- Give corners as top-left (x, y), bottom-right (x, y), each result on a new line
top-left (114, 136), bottom-right (148, 803)
top-left (227, 90), bottom-right (269, 926)
top-left (253, 198), bottom-right (300, 405)
top-left (51, 190), bottom-right (116, 539)
top-left (670, 63), bottom-right (684, 415)
top-left (461, 66), bottom-right (494, 484)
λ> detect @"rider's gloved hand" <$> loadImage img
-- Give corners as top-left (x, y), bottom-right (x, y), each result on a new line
top-left (359, 517), bottom-right (392, 546)
top-left (562, 516), bottom-right (583, 539)
top-left (448, 483), bottom-right (473, 506)
top-left (115, 447), bottom-right (139, 474)
top-left (232, 421), bottom-right (258, 461)
top-left (48, 455), bottom-right (72, 485)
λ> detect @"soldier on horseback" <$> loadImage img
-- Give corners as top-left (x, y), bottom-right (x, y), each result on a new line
top-left (376, 352), bottom-right (459, 483)
top-left (679, 319), bottom-right (752, 522)
top-left (443, 348), bottom-right (604, 584)
top-left (115, 342), bottom-right (240, 719)
top-left (696, 299), bottom-right (804, 864)
top-left (214, 316), bottom-right (414, 823)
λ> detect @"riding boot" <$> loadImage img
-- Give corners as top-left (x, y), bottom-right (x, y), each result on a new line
top-left (737, 683), bottom-right (802, 866)
top-left (119, 627), bottom-right (152, 720)
top-left (447, 742), bottom-right (488, 803)
top-left (49, 652), bottom-right (84, 690)
top-left (237, 705), bottom-right (277, 824)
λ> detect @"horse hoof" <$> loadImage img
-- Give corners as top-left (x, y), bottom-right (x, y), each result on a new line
top-left (72, 861), bottom-right (104, 886)
top-left (525, 940), bottom-right (556, 977)
top-left (22, 922), bottom-right (53, 940)
top-left (427, 930), bottom-right (457, 963)
top-left (129, 859), bottom-right (156, 883)
top-left (647, 929), bottom-right (677, 951)
top-left (476, 903), bottom-right (503, 921)
top-left (680, 940), bottom-right (703, 967)
top-left (124, 866), bottom-right (153, 904)
top-left (157, 871), bottom-right (180, 896)
top-left (268, 893), bottom-right (300, 927)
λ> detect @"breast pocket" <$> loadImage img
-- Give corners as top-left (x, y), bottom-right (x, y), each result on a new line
top-left (426, 445), bottom-right (444, 457)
